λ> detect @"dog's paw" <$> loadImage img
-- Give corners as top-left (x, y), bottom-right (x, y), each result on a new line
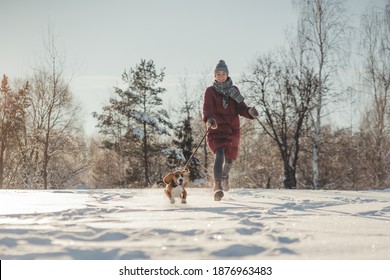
top-left (181, 199), bottom-right (187, 204)
top-left (170, 197), bottom-right (175, 204)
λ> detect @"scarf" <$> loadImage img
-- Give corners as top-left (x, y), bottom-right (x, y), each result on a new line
top-left (213, 77), bottom-right (244, 109)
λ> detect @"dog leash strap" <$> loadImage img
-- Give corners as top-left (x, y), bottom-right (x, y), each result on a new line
top-left (182, 126), bottom-right (211, 171)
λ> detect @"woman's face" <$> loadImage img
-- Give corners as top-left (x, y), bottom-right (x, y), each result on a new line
top-left (215, 71), bottom-right (228, 83)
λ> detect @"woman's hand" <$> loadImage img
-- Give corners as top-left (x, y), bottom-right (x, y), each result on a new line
top-left (206, 117), bottom-right (218, 129)
top-left (249, 107), bottom-right (259, 118)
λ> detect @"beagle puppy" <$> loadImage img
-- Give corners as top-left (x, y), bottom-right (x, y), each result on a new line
top-left (163, 169), bottom-right (189, 204)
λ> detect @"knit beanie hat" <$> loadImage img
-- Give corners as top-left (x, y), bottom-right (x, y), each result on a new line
top-left (214, 60), bottom-right (229, 76)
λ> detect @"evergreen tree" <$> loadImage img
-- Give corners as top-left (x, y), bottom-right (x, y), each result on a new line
top-left (173, 99), bottom-right (203, 182)
top-left (94, 59), bottom-right (171, 186)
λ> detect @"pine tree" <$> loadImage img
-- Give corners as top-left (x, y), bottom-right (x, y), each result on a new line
top-left (173, 99), bottom-right (204, 182)
top-left (94, 59), bottom-right (172, 187)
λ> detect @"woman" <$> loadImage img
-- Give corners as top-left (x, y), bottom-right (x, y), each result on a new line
top-left (202, 60), bottom-right (258, 201)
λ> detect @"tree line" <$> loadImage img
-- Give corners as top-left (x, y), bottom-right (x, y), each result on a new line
top-left (1, 0), bottom-right (389, 190)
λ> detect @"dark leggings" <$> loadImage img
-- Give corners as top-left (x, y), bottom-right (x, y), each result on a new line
top-left (214, 147), bottom-right (233, 183)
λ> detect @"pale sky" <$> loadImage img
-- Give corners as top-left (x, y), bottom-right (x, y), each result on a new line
top-left (1, 0), bottom-right (385, 136)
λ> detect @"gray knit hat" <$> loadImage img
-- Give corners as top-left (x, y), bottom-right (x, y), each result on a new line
top-left (214, 60), bottom-right (229, 76)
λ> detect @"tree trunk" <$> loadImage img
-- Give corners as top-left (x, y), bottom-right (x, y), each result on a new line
top-left (283, 165), bottom-right (297, 189)
top-left (312, 120), bottom-right (320, 189)
top-left (0, 141), bottom-right (5, 189)
top-left (43, 130), bottom-right (50, 189)
top-left (143, 121), bottom-right (149, 186)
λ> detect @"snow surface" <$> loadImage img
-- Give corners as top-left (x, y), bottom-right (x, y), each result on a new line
top-left (0, 188), bottom-right (389, 260)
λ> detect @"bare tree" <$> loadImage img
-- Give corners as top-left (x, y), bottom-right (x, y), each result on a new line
top-left (25, 31), bottom-right (82, 189)
top-left (242, 54), bottom-right (317, 189)
top-left (0, 75), bottom-right (30, 188)
top-left (295, 0), bottom-right (350, 189)
top-left (196, 69), bottom-right (213, 175)
top-left (358, 1), bottom-right (390, 187)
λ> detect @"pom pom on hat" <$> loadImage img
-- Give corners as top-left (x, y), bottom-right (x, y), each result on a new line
top-left (214, 60), bottom-right (229, 76)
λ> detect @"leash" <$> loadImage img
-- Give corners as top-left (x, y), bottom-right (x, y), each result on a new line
top-left (181, 126), bottom-right (211, 172)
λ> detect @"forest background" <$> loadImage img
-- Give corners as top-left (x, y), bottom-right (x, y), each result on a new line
top-left (1, 0), bottom-right (390, 190)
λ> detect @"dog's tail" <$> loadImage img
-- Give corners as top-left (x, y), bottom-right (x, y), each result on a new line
top-left (151, 180), bottom-right (165, 188)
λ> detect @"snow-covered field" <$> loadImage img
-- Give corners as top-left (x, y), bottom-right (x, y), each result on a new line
top-left (0, 188), bottom-right (389, 260)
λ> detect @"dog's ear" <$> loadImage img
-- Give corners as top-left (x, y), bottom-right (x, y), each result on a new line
top-left (182, 168), bottom-right (190, 174)
top-left (163, 173), bottom-right (173, 184)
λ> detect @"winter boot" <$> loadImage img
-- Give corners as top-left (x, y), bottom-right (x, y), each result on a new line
top-left (213, 181), bottom-right (224, 201)
top-left (221, 175), bottom-right (229, 192)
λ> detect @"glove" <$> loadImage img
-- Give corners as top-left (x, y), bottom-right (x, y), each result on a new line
top-left (206, 117), bottom-right (218, 129)
top-left (248, 107), bottom-right (259, 118)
